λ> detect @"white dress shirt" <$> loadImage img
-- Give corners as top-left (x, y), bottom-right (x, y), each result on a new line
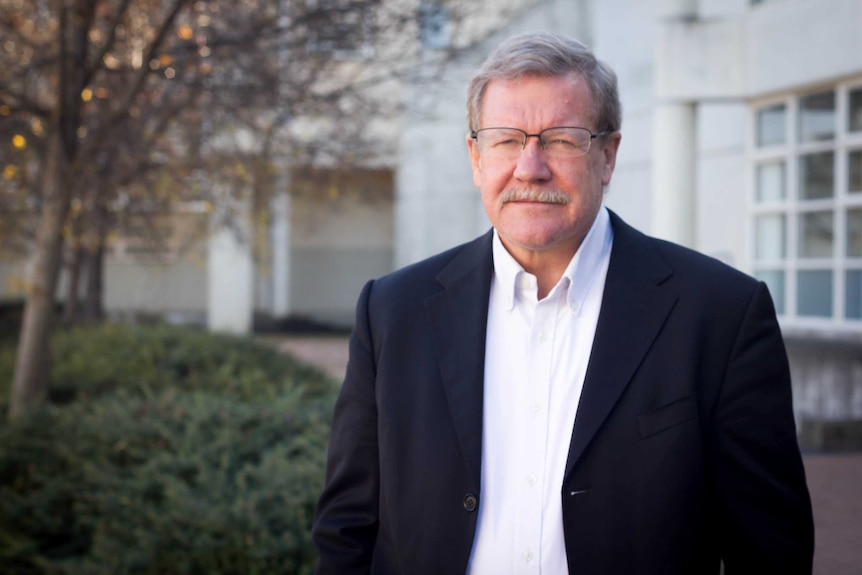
top-left (467, 206), bottom-right (613, 575)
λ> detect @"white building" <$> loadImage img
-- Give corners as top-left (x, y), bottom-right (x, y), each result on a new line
top-left (396, 0), bottom-right (862, 448)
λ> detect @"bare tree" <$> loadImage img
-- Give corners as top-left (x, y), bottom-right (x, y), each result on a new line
top-left (3, 0), bottom-right (195, 418)
top-left (1, 0), bottom-right (478, 417)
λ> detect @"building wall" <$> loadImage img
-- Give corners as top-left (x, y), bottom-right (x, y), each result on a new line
top-left (395, 0), bottom-right (862, 434)
top-left (289, 181), bottom-right (394, 327)
top-left (104, 259), bottom-right (208, 321)
top-left (592, 0), bottom-right (656, 234)
top-left (0, 261), bottom-right (28, 302)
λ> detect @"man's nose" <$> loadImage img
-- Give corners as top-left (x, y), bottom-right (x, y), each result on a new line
top-left (513, 137), bottom-right (552, 181)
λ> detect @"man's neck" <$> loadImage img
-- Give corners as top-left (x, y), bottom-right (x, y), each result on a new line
top-left (505, 241), bottom-right (582, 300)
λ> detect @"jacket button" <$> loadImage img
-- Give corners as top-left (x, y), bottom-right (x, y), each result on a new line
top-left (463, 494), bottom-right (478, 512)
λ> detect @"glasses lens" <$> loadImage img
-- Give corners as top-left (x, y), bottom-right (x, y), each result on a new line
top-left (540, 128), bottom-right (592, 157)
top-left (476, 128), bottom-right (525, 157)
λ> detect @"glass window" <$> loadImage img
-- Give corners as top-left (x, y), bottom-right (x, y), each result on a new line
top-left (756, 270), bottom-right (785, 315)
top-left (755, 214), bottom-right (786, 260)
top-left (419, 2), bottom-right (449, 49)
top-left (847, 270), bottom-right (862, 319)
top-left (850, 87), bottom-right (862, 132)
top-left (848, 208), bottom-right (862, 257)
top-left (303, 0), bottom-right (373, 55)
top-left (850, 149), bottom-right (862, 194)
top-left (799, 91), bottom-right (835, 142)
top-left (757, 104), bottom-right (786, 147)
top-left (756, 161), bottom-right (785, 202)
top-left (751, 85), bottom-right (862, 325)
top-left (799, 151), bottom-right (834, 199)
top-left (799, 211), bottom-right (834, 258)
top-left (797, 270), bottom-right (833, 317)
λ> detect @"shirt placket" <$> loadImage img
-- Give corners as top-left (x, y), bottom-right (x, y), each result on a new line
top-left (516, 290), bottom-right (556, 574)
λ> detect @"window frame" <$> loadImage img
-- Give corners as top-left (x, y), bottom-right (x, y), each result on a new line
top-left (749, 79), bottom-right (862, 329)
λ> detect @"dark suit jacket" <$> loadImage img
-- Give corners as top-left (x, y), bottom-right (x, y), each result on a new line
top-left (312, 211), bottom-right (814, 574)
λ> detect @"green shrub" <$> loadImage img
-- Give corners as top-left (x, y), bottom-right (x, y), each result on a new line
top-left (49, 323), bottom-right (332, 402)
top-left (0, 323), bottom-right (339, 575)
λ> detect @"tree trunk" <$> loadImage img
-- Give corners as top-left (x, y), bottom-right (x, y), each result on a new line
top-left (83, 237), bottom-right (105, 321)
top-left (9, 138), bottom-right (71, 419)
top-left (8, 1), bottom-right (90, 418)
top-left (63, 241), bottom-right (83, 323)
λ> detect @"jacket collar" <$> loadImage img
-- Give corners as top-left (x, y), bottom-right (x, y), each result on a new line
top-left (564, 211), bottom-right (677, 480)
top-left (423, 213), bottom-right (678, 489)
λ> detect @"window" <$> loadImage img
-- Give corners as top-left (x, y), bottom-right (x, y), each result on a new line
top-left (303, 0), bottom-right (376, 57)
top-left (419, 2), bottom-right (449, 50)
top-left (752, 81), bottom-right (862, 325)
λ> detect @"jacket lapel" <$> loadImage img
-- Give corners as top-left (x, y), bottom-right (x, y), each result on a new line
top-left (425, 232), bottom-right (494, 490)
top-left (564, 212), bottom-right (678, 479)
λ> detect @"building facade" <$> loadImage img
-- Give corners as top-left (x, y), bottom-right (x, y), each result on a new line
top-left (397, 0), bottom-right (862, 446)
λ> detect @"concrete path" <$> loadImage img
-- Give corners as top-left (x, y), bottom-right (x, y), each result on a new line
top-left (276, 335), bottom-right (862, 574)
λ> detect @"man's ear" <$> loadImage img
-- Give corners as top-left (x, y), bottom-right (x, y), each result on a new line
top-left (601, 131), bottom-right (622, 186)
top-left (467, 133), bottom-right (482, 188)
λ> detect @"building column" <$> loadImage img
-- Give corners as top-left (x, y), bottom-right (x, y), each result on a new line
top-left (652, 0), bottom-right (698, 246)
top-left (651, 103), bottom-right (696, 246)
top-left (207, 196), bottom-right (253, 334)
top-left (270, 189), bottom-right (292, 317)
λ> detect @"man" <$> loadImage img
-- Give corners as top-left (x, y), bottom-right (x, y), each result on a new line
top-left (312, 31), bottom-right (814, 574)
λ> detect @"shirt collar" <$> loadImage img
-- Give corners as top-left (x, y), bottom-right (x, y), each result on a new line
top-left (491, 206), bottom-right (613, 314)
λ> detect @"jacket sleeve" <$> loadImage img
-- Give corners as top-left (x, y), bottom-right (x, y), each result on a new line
top-left (711, 281), bottom-right (814, 574)
top-left (312, 280), bottom-right (379, 574)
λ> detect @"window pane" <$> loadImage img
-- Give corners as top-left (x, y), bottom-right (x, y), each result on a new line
top-left (798, 211), bottom-right (833, 258)
top-left (850, 149), bottom-right (862, 194)
top-left (849, 208), bottom-right (862, 257)
top-left (419, 2), bottom-right (450, 49)
top-left (755, 214), bottom-right (786, 260)
top-left (847, 271), bottom-right (862, 319)
top-left (799, 151), bottom-right (834, 199)
top-left (756, 270), bottom-right (785, 315)
top-left (850, 87), bottom-right (862, 132)
top-left (757, 104), bottom-right (786, 147)
top-left (799, 91), bottom-right (835, 142)
top-left (797, 270), bottom-right (833, 317)
top-left (756, 161), bottom-right (785, 202)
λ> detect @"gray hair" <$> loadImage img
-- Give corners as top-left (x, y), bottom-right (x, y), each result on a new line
top-left (466, 31), bottom-right (621, 133)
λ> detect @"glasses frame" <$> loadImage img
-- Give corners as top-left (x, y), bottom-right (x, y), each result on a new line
top-left (470, 126), bottom-right (612, 158)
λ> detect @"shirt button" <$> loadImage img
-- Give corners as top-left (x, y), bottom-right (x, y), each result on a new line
top-left (528, 474), bottom-right (537, 486)
top-left (531, 403), bottom-right (541, 413)
top-left (525, 550), bottom-right (534, 562)
top-left (537, 331), bottom-right (546, 342)
top-left (463, 493), bottom-right (478, 512)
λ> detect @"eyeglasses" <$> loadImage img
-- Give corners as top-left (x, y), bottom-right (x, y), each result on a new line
top-left (470, 126), bottom-right (611, 160)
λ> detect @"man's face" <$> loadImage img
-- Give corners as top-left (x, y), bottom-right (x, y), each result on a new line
top-left (467, 73), bottom-right (620, 265)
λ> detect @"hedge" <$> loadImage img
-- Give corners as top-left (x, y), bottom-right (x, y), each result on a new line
top-left (0, 322), bottom-right (339, 575)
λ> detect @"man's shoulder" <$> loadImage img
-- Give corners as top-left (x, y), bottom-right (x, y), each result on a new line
top-left (608, 211), bottom-right (761, 308)
top-left (610, 211), bottom-right (754, 284)
top-left (372, 231), bottom-right (493, 295)
top-left (355, 231), bottom-right (493, 328)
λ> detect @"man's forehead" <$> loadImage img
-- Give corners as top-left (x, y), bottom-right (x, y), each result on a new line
top-left (479, 73), bottom-right (597, 123)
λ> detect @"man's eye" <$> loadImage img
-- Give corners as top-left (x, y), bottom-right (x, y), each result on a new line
top-left (493, 139), bottom-right (521, 148)
top-left (545, 138), bottom-right (578, 148)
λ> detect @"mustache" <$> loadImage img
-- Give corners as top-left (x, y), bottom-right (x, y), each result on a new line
top-left (499, 189), bottom-right (570, 205)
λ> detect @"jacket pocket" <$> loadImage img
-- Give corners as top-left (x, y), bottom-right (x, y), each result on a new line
top-left (637, 396), bottom-right (697, 439)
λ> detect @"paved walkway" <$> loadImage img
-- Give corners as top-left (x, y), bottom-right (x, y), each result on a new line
top-left (276, 336), bottom-right (862, 574)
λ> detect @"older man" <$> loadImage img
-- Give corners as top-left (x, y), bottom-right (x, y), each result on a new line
top-left (312, 32), bottom-right (814, 574)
